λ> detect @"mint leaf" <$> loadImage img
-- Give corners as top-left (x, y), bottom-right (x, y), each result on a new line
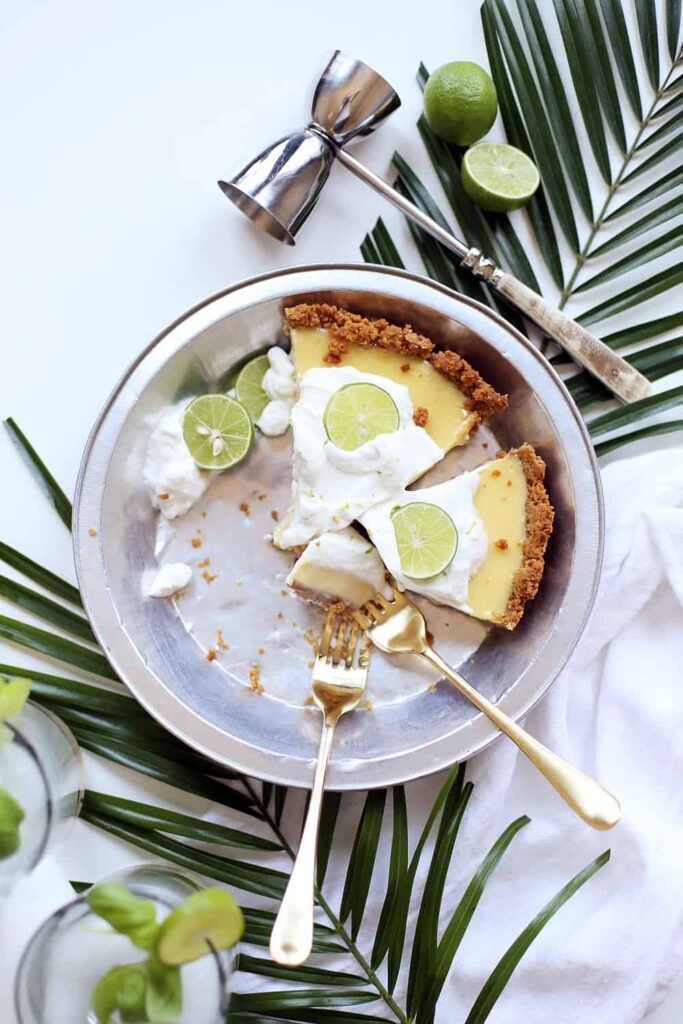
top-left (92, 963), bottom-right (147, 1024)
top-left (0, 787), bottom-right (24, 860)
top-left (146, 960), bottom-right (182, 1023)
top-left (87, 883), bottom-right (159, 948)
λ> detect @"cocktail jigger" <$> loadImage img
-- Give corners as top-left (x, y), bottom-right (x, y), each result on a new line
top-left (219, 49), bottom-right (649, 404)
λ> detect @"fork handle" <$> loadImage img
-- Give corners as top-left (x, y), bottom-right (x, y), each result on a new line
top-left (421, 647), bottom-right (621, 830)
top-left (269, 715), bottom-right (337, 965)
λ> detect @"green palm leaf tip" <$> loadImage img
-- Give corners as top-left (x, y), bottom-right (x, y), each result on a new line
top-left (339, 789), bottom-right (386, 940)
top-left (667, 0), bottom-right (682, 60)
top-left (464, 851), bottom-right (610, 1024)
top-left (3, 418), bottom-right (73, 530)
top-left (636, 0), bottom-right (661, 90)
top-left (598, 0), bottom-right (642, 118)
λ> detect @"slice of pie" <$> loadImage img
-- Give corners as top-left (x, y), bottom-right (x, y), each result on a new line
top-left (287, 526), bottom-right (391, 608)
top-left (285, 304), bottom-right (508, 452)
top-left (273, 304), bottom-right (508, 549)
top-left (361, 444), bottom-right (553, 629)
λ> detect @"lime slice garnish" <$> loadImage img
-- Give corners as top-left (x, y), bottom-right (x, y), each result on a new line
top-left (155, 888), bottom-right (244, 966)
top-left (323, 382), bottom-right (400, 451)
top-left (391, 502), bottom-right (458, 580)
top-left (235, 354), bottom-right (270, 422)
top-left (183, 395), bottom-right (254, 470)
top-left (461, 142), bottom-right (540, 213)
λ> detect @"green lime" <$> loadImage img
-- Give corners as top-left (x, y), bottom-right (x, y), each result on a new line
top-left (235, 353), bottom-right (270, 422)
top-left (461, 142), bottom-right (540, 212)
top-left (323, 382), bottom-right (399, 451)
top-left (423, 61), bottom-right (497, 146)
top-left (183, 395), bottom-right (254, 470)
top-left (155, 888), bottom-right (244, 966)
top-left (391, 502), bottom-right (458, 580)
top-left (0, 677), bottom-right (31, 722)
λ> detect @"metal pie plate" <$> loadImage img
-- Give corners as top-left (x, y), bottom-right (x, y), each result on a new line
top-left (73, 264), bottom-right (603, 790)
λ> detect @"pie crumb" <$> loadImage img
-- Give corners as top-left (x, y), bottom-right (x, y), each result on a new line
top-left (206, 648), bottom-right (217, 662)
top-left (248, 664), bottom-right (265, 694)
top-left (277, 611), bottom-right (284, 619)
top-left (258, 494), bottom-right (267, 502)
top-left (270, 510), bottom-right (280, 522)
top-left (216, 629), bottom-right (229, 651)
top-left (257, 646), bottom-right (265, 655)
top-left (88, 527), bottom-right (97, 537)
top-left (157, 492), bottom-right (170, 500)
top-left (495, 538), bottom-right (509, 551)
top-left (413, 406), bottom-right (429, 427)
top-left (400, 362), bottom-right (410, 373)
top-left (363, 699), bottom-right (373, 711)
top-left (191, 536), bottom-right (202, 549)
top-left (202, 569), bottom-right (218, 584)
top-left (492, 469), bottom-right (502, 478)
top-left (239, 502), bottom-right (250, 516)
top-left (427, 682), bottom-right (437, 693)
top-left (304, 694), bottom-right (314, 704)
top-left (197, 557), bottom-right (210, 568)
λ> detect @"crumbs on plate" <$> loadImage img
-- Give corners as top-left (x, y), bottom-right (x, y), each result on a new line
top-left (206, 647), bottom-right (218, 662)
top-left (191, 536), bottom-right (202, 549)
top-left (202, 569), bottom-right (218, 584)
top-left (216, 628), bottom-right (229, 651)
top-left (248, 664), bottom-right (265, 694)
top-left (88, 527), bottom-right (98, 537)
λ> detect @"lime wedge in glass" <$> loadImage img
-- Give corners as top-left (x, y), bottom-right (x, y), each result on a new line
top-left (235, 354), bottom-right (270, 422)
top-left (461, 142), bottom-right (540, 213)
top-left (155, 888), bottom-right (244, 966)
top-left (323, 382), bottom-right (400, 451)
top-left (183, 395), bottom-right (254, 470)
top-left (391, 502), bottom-right (458, 579)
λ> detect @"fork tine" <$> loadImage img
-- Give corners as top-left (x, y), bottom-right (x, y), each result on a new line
top-left (375, 593), bottom-right (392, 609)
top-left (353, 607), bottom-right (371, 629)
top-left (335, 614), bottom-right (347, 659)
top-left (364, 600), bottom-right (382, 622)
top-left (345, 621), bottom-right (360, 667)
top-left (320, 608), bottom-right (337, 658)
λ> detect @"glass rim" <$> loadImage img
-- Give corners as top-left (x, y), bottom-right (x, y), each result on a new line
top-left (14, 884), bottom-right (234, 1023)
top-left (2, 718), bottom-right (54, 876)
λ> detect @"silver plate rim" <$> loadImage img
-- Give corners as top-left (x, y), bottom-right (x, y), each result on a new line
top-left (73, 262), bottom-right (604, 790)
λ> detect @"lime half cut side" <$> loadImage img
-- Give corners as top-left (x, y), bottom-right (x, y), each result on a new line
top-left (235, 353), bottom-right (270, 422)
top-left (323, 382), bottom-right (400, 451)
top-left (461, 142), bottom-right (540, 213)
top-left (183, 395), bottom-right (254, 470)
top-left (155, 888), bottom-right (244, 966)
top-left (391, 502), bottom-right (458, 580)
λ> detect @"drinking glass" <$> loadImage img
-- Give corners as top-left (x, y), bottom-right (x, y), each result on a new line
top-left (0, 701), bottom-right (83, 898)
top-left (15, 863), bottom-right (233, 1024)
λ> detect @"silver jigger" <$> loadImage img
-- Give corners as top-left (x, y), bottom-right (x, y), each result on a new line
top-left (218, 50), bottom-right (649, 404)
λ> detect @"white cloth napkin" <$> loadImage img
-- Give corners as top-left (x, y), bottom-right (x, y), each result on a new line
top-left (418, 447), bottom-right (683, 1023)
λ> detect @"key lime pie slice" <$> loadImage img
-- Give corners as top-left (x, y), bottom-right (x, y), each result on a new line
top-left (274, 304), bottom-right (507, 549)
top-left (362, 444), bottom-right (553, 629)
top-left (287, 526), bottom-right (391, 609)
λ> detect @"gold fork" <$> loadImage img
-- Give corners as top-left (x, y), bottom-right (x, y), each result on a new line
top-left (270, 607), bottom-right (369, 966)
top-left (355, 588), bottom-right (621, 831)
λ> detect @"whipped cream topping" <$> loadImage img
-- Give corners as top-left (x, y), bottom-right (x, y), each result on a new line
top-left (257, 347), bottom-right (297, 437)
top-left (147, 562), bottom-right (193, 597)
top-left (274, 366), bottom-right (444, 549)
top-left (287, 526), bottom-right (391, 599)
top-left (360, 466), bottom-right (488, 611)
top-left (144, 406), bottom-right (216, 519)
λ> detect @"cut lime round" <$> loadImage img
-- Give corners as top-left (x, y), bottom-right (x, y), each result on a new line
top-left (323, 382), bottom-right (399, 451)
top-left (183, 395), bottom-right (254, 470)
top-left (391, 502), bottom-right (458, 580)
top-left (155, 888), bottom-right (244, 966)
top-left (235, 354), bottom-right (270, 422)
top-left (461, 142), bottom-right (540, 213)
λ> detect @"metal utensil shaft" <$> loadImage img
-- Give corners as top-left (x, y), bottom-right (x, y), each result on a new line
top-left (334, 145), bottom-right (650, 405)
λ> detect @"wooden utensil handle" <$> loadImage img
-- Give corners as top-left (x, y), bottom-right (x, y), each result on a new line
top-left (493, 272), bottom-right (650, 404)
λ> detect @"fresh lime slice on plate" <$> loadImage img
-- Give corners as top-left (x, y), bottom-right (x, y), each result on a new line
top-left (461, 142), bottom-right (540, 213)
top-left (155, 888), bottom-right (244, 966)
top-left (323, 382), bottom-right (399, 451)
top-left (183, 395), bottom-right (254, 470)
top-left (391, 502), bottom-right (458, 579)
top-left (235, 354), bottom-right (270, 422)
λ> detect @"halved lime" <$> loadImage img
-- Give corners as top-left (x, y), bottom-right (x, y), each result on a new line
top-left (461, 142), bottom-right (540, 213)
top-left (323, 382), bottom-right (399, 451)
top-left (391, 502), bottom-right (458, 579)
top-left (155, 888), bottom-right (244, 966)
top-left (183, 395), bottom-right (254, 470)
top-left (235, 354), bottom-right (270, 422)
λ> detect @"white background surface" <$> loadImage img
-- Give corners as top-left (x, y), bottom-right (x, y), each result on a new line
top-left (0, 0), bottom-right (682, 1020)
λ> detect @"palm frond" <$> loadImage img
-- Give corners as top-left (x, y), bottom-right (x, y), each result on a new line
top-left (3, 417), bottom-right (72, 530)
top-left (0, 539), bottom-right (82, 606)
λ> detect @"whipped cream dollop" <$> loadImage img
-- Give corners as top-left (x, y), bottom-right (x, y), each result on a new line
top-left (274, 366), bottom-right (444, 549)
top-left (147, 562), bottom-right (193, 597)
top-left (360, 467), bottom-right (488, 611)
top-left (144, 406), bottom-right (216, 519)
top-left (256, 347), bottom-right (297, 437)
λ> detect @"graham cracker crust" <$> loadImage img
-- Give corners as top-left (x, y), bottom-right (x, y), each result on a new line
top-left (494, 444), bottom-right (555, 630)
top-left (284, 303), bottom-right (508, 422)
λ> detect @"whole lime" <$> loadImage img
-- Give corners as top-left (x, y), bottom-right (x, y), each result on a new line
top-left (423, 62), bottom-right (498, 146)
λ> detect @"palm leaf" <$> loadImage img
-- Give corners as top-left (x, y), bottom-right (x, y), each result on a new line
top-left (0, 574), bottom-right (95, 643)
top-left (588, 194), bottom-right (683, 257)
top-left (464, 851), bottom-right (610, 1023)
top-left (604, 165), bottom-right (683, 222)
top-left (594, 418), bottom-right (683, 455)
top-left (0, 540), bottom-right (82, 606)
top-left (576, 223), bottom-right (683, 291)
top-left (317, 791), bottom-right (343, 887)
top-left (339, 789), bottom-right (386, 940)
top-left (370, 786), bottom-right (408, 969)
top-left (4, 418), bottom-right (73, 530)
top-left (235, 955), bottom-right (366, 987)
top-left (598, 0), bottom-right (643, 118)
top-left (0, 614), bottom-right (117, 679)
top-left (667, 0), bottom-right (682, 59)
top-left (635, 0), bottom-right (661, 90)
top-left (578, 262), bottom-right (683, 325)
